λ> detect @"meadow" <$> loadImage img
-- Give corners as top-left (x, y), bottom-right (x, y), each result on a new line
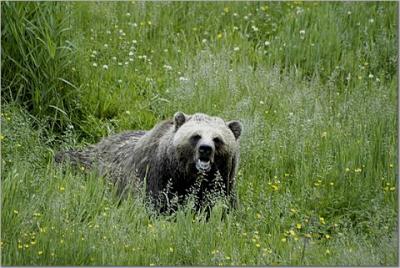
top-left (1, 1), bottom-right (398, 265)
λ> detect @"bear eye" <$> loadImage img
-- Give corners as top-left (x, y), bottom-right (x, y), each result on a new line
top-left (190, 134), bottom-right (201, 143)
top-left (213, 137), bottom-right (224, 146)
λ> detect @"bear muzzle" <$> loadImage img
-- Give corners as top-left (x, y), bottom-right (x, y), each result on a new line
top-left (195, 144), bottom-right (215, 173)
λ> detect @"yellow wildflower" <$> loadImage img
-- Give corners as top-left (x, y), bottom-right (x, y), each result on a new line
top-left (262, 248), bottom-right (272, 253)
top-left (296, 223), bottom-right (302, 229)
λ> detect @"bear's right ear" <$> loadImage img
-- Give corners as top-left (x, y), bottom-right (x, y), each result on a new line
top-left (174, 112), bottom-right (187, 130)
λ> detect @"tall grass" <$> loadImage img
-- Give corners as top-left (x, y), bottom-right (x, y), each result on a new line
top-left (1, 2), bottom-right (79, 132)
top-left (1, 1), bottom-right (398, 266)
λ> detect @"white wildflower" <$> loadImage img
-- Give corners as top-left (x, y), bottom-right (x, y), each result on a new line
top-left (163, 64), bottom-right (173, 71)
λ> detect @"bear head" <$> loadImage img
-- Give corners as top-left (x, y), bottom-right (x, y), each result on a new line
top-left (172, 112), bottom-right (242, 177)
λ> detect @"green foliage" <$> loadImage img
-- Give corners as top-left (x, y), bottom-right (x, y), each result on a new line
top-left (1, 1), bottom-right (397, 266)
top-left (1, 2), bottom-right (80, 131)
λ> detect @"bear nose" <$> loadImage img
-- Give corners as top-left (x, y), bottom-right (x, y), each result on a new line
top-left (198, 144), bottom-right (213, 160)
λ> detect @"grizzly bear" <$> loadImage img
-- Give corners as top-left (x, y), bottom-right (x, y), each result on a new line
top-left (55, 112), bottom-right (242, 212)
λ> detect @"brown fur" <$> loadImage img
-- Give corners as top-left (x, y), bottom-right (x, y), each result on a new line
top-left (55, 112), bottom-right (242, 212)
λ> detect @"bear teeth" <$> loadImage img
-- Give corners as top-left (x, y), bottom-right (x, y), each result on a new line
top-left (196, 159), bottom-right (211, 172)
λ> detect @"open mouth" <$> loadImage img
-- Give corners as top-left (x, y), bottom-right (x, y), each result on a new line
top-left (195, 159), bottom-right (211, 173)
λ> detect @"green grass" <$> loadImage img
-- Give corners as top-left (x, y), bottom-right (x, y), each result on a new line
top-left (1, 1), bottom-right (398, 266)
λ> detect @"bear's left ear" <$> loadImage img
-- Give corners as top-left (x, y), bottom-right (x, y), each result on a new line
top-left (227, 120), bottom-right (242, 140)
top-left (174, 112), bottom-right (187, 130)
